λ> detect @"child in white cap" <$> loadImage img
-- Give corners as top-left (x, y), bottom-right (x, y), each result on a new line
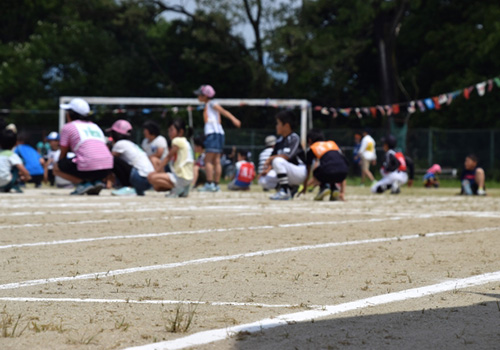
top-left (54, 98), bottom-right (113, 195)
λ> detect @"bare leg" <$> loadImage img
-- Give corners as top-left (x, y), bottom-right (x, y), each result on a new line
top-left (205, 153), bottom-right (216, 183)
top-left (339, 179), bottom-right (347, 201)
top-left (214, 154), bottom-right (222, 183)
top-left (364, 168), bottom-right (375, 182)
top-left (192, 165), bottom-right (200, 187)
top-left (475, 168), bottom-right (485, 189)
top-left (147, 173), bottom-right (174, 192)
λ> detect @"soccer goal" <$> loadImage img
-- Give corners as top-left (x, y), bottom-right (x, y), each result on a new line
top-left (58, 96), bottom-right (313, 147)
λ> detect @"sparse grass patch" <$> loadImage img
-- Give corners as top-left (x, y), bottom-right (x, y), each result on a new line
top-left (164, 302), bottom-right (199, 333)
top-left (0, 311), bottom-right (28, 338)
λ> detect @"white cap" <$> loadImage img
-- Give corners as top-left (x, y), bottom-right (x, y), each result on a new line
top-left (60, 98), bottom-right (90, 116)
top-left (46, 131), bottom-right (59, 141)
top-left (265, 135), bottom-right (277, 147)
top-left (5, 123), bottom-right (17, 133)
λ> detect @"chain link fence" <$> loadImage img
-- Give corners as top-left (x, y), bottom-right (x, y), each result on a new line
top-left (223, 128), bottom-right (499, 178)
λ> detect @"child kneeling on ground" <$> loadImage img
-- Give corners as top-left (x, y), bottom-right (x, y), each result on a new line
top-left (108, 120), bottom-right (155, 196)
top-left (259, 110), bottom-right (307, 200)
top-left (148, 119), bottom-right (194, 197)
top-left (371, 135), bottom-right (414, 194)
top-left (0, 129), bottom-right (31, 192)
top-left (460, 154), bottom-right (486, 196)
top-left (228, 149), bottom-right (255, 191)
top-left (300, 129), bottom-right (349, 201)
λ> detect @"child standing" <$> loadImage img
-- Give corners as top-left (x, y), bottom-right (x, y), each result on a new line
top-left (460, 154), bottom-right (486, 196)
top-left (371, 135), bottom-right (414, 194)
top-left (359, 129), bottom-right (377, 185)
top-left (228, 149), bottom-right (256, 191)
top-left (148, 119), bottom-right (194, 197)
top-left (194, 85), bottom-right (241, 192)
top-left (0, 129), bottom-right (31, 192)
top-left (301, 129), bottom-right (349, 201)
top-left (108, 120), bottom-right (155, 196)
top-left (423, 164), bottom-right (441, 188)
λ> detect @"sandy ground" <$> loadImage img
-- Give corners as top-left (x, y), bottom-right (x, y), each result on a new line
top-left (0, 185), bottom-right (499, 349)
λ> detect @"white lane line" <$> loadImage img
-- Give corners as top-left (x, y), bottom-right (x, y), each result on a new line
top-left (0, 226), bottom-right (498, 291)
top-left (123, 270), bottom-right (500, 350)
top-left (0, 205), bottom-right (258, 217)
top-left (0, 297), bottom-right (316, 309)
top-left (0, 197), bottom-right (253, 208)
top-left (0, 216), bottom-right (436, 251)
top-left (0, 217), bottom-right (189, 231)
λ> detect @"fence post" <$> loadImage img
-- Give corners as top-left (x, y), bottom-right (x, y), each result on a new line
top-left (428, 129), bottom-right (433, 166)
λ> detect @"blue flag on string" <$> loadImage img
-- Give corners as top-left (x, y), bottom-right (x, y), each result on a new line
top-left (424, 98), bottom-right (435, 110)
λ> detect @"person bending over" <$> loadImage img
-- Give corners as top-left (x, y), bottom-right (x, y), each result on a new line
top-left (259, 110), bottom-right (307, 200)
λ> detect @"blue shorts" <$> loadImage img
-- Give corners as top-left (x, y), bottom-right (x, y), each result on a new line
top-left (204, 133), bottom-right (225, 154)
top-left (130, 168), bottom-right (151, 196)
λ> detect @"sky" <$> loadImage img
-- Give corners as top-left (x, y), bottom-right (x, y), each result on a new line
top-left (160, 0), bottom-right (256, 47)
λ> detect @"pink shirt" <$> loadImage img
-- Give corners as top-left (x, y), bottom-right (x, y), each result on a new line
top-left (60, 120), bottom-right (113, 171)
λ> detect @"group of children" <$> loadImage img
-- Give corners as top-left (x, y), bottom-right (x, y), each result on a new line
top-left (0, 83), bottom-right (489, 198)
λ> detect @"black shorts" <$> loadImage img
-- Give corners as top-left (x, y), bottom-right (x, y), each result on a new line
top-left (58, 158), bottom-right (111, 182)
top-left (313, 166), bottom-right (347, 185)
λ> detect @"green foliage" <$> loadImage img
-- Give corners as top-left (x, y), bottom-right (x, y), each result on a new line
top-left (0, 0), bottom-right (499, 131)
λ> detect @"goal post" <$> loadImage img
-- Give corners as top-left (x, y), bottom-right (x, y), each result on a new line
top-left (59, 96), bottom-right (313, 147)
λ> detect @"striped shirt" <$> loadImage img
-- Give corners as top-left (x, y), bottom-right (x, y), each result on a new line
top-left (60, 120), bottom-right (113, 171)
top-left (258, 147), bottom-right (273, 174)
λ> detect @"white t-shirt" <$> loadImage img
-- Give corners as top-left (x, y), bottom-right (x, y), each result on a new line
top-left (113, 140), bottom-right (155, 177)
top-left (141, 135), bottom-right (169, 160)
top-left (46, 148), bottom-right (73, 187)
top-left (359, 134), bottom-right (377, 161)
top-left (0, 150), bottom-right (22, 187)
top-left (46, 149), bottom-right (60, 170)
top-left (204, 101), bottom-right (224, 135)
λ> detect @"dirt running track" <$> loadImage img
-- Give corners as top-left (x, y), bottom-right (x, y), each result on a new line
top-left (0, 186), bottom-right (499, 350)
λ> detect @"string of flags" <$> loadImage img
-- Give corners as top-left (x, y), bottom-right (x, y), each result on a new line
top-left (313, 75), bottom-right (500, 118)
top-left (2, 76), bottom-right (499, 117)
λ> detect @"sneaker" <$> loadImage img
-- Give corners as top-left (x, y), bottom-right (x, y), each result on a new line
top-left (390, 181), bottom-right (400, 194)
top-left (330, 190), bottom-right (340, 201)
top-left (314, 184), bottom-right (331, 201)
top-left (198, 183), bottom-right (216, 192)
top-left (12, 185), bottom-right (23, 193)
top-left (166, 185), bottom-right (191, 198)
top-left (477, 188), bottom-right (486, 196)
top-left (111, 186), bottom-right (137, 196)
top-left (462, 180), bottom-right (473, 195)
top-left (70, 182), bottom-right (94, 195)
top-left (87, 181), bottom-right (105, 195)
top-left (213, 184), bottom-right (221, 192)
top-left (178, 185), bottom-right (191, 197)
top-left (290, 185), bottom-right (299, 198)
top-left (270, 188), bottom-right (291, 200)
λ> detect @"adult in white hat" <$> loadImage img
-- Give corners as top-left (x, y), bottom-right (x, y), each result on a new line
top-left (54, 98), bottom-right (113, 195)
